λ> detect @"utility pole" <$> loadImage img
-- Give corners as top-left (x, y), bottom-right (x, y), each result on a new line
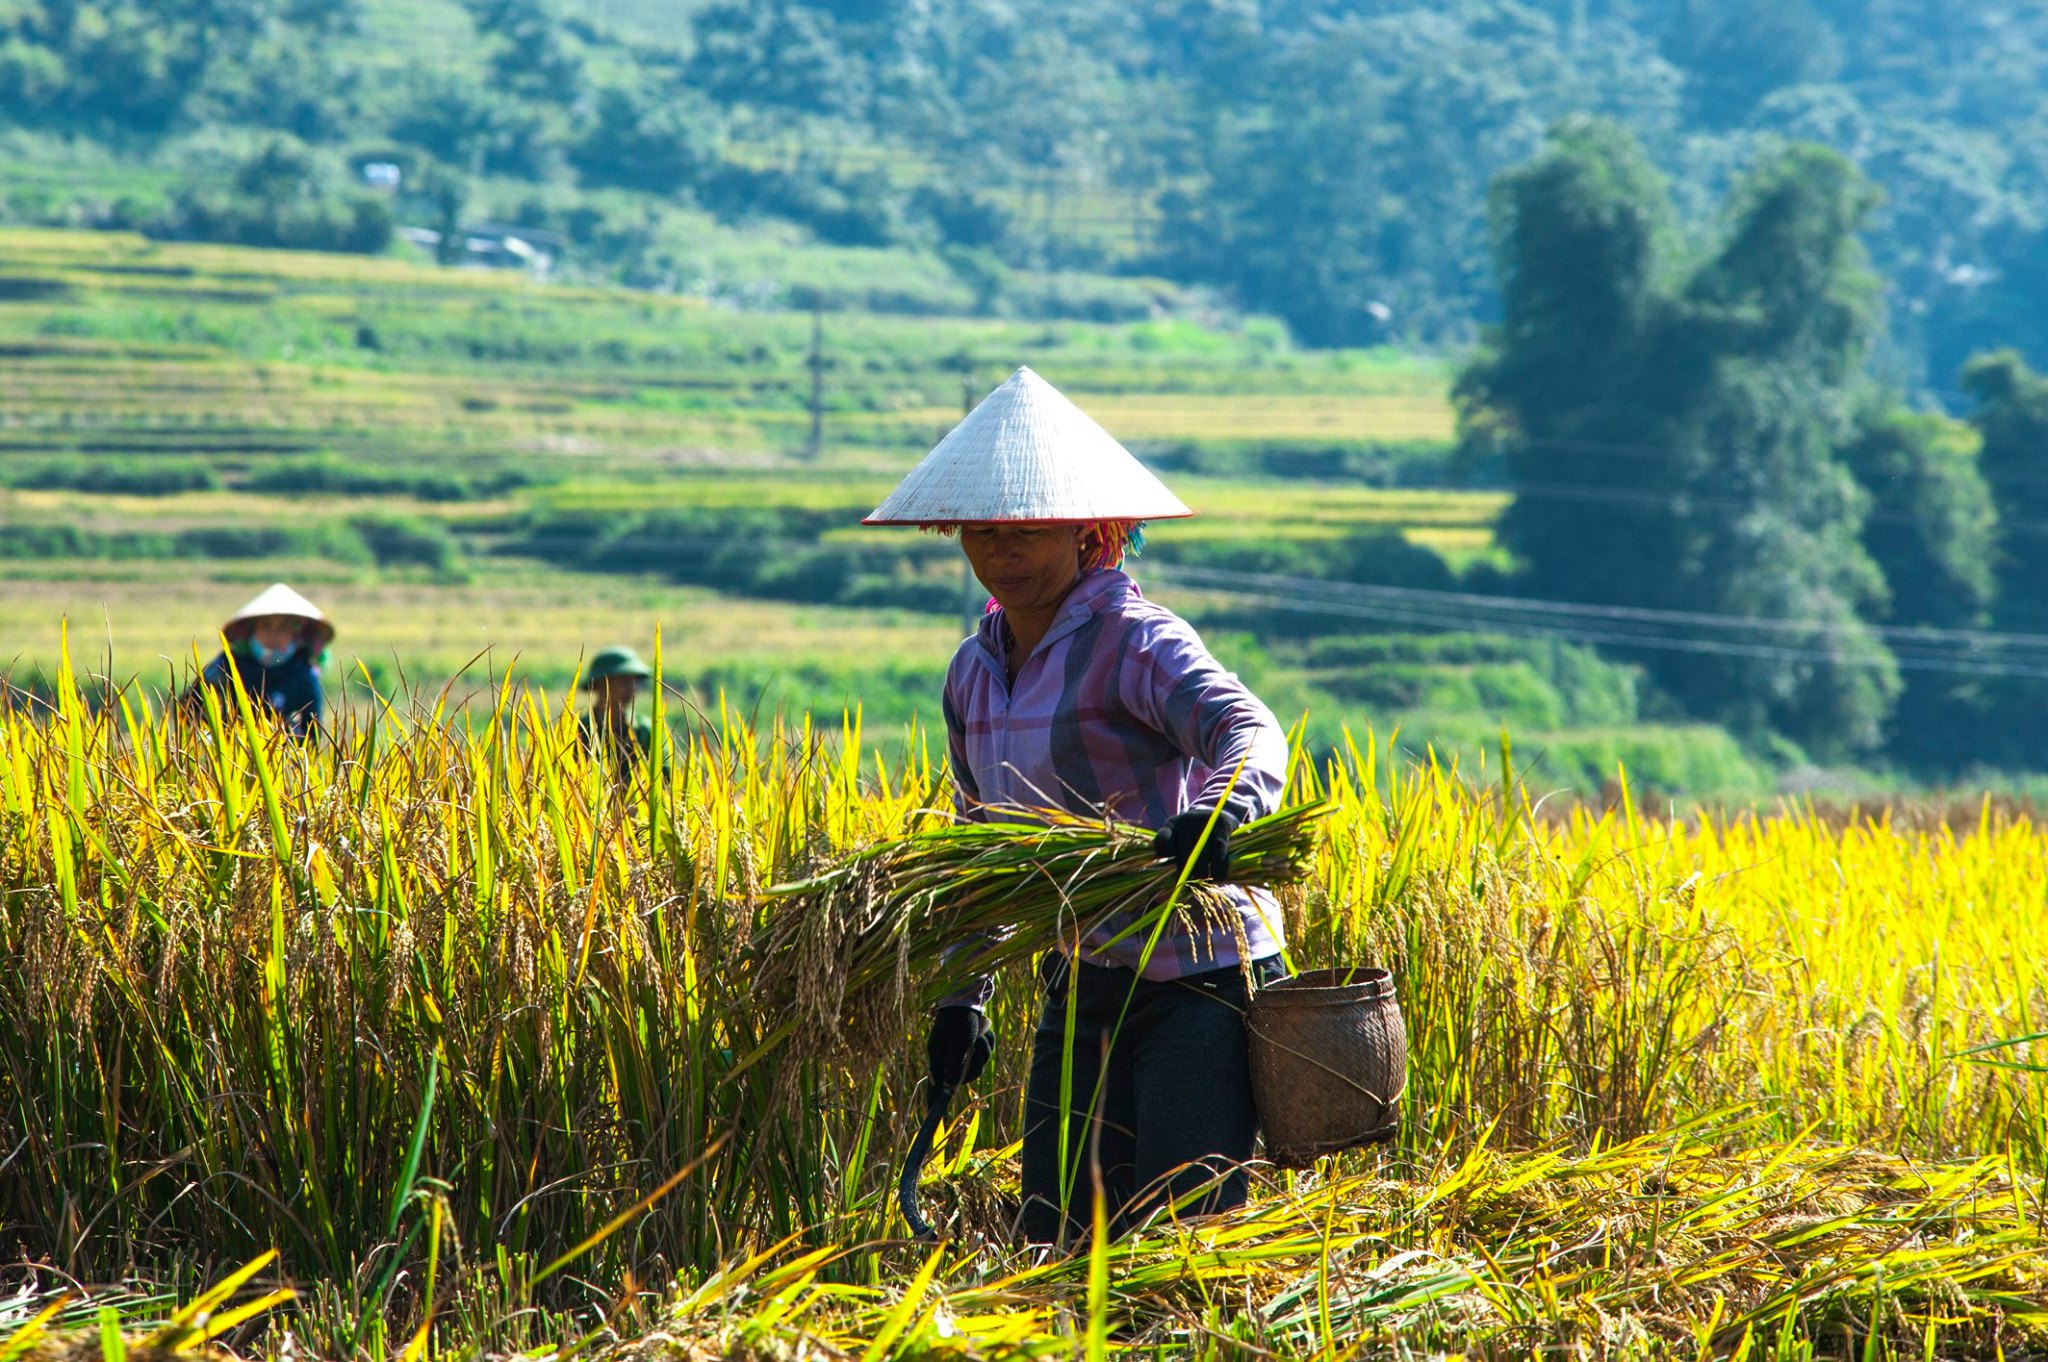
top-left (805, 305), bottom-right (824, 459)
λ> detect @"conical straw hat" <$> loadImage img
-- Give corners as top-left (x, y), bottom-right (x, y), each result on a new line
top-left (224, 582), bottom-right (335, 649)
top-left (864, 367), bottom-right (1193, 524)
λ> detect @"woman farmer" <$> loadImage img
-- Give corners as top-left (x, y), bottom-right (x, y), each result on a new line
top-left (580, 644), bottom-right (655, 777)
top-left (185, 583), bottom-right (333, 737)
top-left (866, 367), bottom-right (1290, 1245)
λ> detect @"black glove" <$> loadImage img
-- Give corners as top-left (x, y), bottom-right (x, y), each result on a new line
top-left (1153, 807), bottom-right (1241, 883)
top-left (925, 1006), bottom-right (994, 1091)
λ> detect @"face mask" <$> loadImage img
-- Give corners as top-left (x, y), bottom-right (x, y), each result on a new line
top-left (248, 639), bottom-right (294, 667)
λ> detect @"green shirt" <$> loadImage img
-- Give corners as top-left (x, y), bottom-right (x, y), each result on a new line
top-left (581, 708), bottom-right (653, 778)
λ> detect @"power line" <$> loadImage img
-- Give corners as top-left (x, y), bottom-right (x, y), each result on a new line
top-left (1146, 565), bottom-right (2048, 680)
top-left (1391, 475), bottom-right (2048, 540)
top-left (1153, 580), bottom-right (2048, 679)
top-left (1489, 428), bottom-right (2048, 494)
top-left (1152, 565), bottom-right (2048, 650)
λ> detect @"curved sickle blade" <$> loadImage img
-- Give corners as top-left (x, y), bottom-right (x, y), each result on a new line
top-left (898, 1083), bottom-right (957, 1241)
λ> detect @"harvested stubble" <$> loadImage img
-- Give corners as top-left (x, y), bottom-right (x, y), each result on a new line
top-left (646, 1113), bottom-right (2047, 1358)
top-left (0, 663), bottom-right (2045, 1358)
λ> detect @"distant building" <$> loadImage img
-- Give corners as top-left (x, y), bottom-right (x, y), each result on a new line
top-left (395, 222), bottom-right (565, 278)
top-left (360, 162), bottom-right (403, 193)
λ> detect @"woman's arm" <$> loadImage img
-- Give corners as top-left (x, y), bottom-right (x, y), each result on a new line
top-left (1118, 613), bottom-right (1289, 821)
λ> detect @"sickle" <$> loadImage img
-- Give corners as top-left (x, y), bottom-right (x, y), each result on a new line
top-left (898, 1082), bottom-right (957, 1240)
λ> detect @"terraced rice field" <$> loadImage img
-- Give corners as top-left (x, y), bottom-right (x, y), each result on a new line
top-left (0, 227), bottom-right (1459, 467)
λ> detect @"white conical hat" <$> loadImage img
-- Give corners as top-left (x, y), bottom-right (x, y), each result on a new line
top-left (224, 582), bottom-right (335, 648)
top-left (864, 367), bottom-right (1193, 524)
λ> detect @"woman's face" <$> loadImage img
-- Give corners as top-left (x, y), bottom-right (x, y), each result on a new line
top-left (959, 523), bottom-right (1085, 615)
top-left (249, 616), bottom-right (301, 653)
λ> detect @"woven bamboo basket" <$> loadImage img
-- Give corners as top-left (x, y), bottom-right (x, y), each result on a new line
top-left (1248, 967), bottom-right (1406, 1168)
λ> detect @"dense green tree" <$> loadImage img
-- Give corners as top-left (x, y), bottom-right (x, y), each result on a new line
top-left (388, 71), bottom-right (552, 179)
top-left (151, 138), bottom-right (392, 252)
top-left (0, 0), bottom-right (355, 134)
top-left (1665, 146), bottom-right (1899, 754)
top-left (1463, 128), bottom-right (1898, 757)
top-left (5, 0), bottom-right (2048, 384)
top-left (1960, 351), bottom-right (2048, 767)
top-left (1460, 120), bottom-right (1691, 605)
top-left (1155, 5), bottom-right (1679, 344)
top-left (207, 38), bottom-right (358, 141)
top-left (465, 0), bottom-right (584, 105)
top-left (1656, 0), bottom-right (1842, 127)
top-left (1842, 411), bottom-right (1994, 632)
top-left (572, 84), bottom-right (712, 195)
top-left (688, 1), bottom-right (868, 122)
top-left (1839, 408), bottom-right (1996, 769)
top-left (1963, 352), bottom-right (2048, 636)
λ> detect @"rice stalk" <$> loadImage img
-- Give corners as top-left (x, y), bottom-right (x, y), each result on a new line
top-left (752, 804), bottom-right (1330, 1069)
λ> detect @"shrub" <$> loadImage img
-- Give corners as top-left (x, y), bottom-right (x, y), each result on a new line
top-left (1301, 633), bottom-right (1641, 729)
top-left (241, 458), bottom-right (519, 502)
top-left (913, 187), bottom-right (1010, 249)
top-left (701, 165), bottom-right (903, 247)
top-left (350, 513), bottom-right (460, 571)
top-left (150, 139), bottom-right (394, 254)
top-left (507, 505), bottom-right (959, 612)
top-left (0, 524), bottom-right (120, 557)
top-left (1318, 661), bottom-right (1564, 731)
top-left (1141, 440), bottom-right (1462, 486)
top-left (173, 524), bottom-right (372, 562)
top-left (8, 458), bottom-right (220, 495)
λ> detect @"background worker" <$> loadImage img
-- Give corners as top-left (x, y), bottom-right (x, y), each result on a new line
top-left (581, 645), bottom-right (655, 776)
top-left (185, 582), bottom-right (333, 737)
top-left (865, 367), bottom-right (1291, 1246)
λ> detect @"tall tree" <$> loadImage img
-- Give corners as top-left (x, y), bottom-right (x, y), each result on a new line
top-left (1963, 352), bottom-right (2048, 636)
top-left (1667, 145), bottom-right (1898, 755)
top-left (1961, 350), bottom-right (2048, 766)
top-left (1839, 407), bottom-right (1996, 769)
top-left (1462, 128), bottom-right (1898, 757)
top-left (1460, 118), bottom-right (1689, 609)
top-left (688, 0), bottom-right (868, 124)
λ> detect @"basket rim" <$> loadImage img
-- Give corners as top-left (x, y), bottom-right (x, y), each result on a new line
top-left (1254, 965), bottom-right (1395, 1002)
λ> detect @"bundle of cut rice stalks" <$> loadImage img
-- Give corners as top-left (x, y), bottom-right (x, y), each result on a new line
top-left (747, 803), bottom-right (1330, 1072)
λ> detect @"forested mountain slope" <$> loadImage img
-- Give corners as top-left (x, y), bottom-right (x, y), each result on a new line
top-left (1, 0), bottom-right (2043, 384)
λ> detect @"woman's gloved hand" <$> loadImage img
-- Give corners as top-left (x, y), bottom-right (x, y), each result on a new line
top-left (926, 1005), bottom-right (995, 1090)
top-left (1153, 807), bottom-right (1241, 883)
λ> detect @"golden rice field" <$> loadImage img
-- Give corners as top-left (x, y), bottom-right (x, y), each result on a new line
top-left (0, 672), bottom-right (2043, 1360)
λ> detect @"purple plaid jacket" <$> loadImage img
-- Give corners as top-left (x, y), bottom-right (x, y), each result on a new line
top-left (940, 569), bottom-right (1289, 1007)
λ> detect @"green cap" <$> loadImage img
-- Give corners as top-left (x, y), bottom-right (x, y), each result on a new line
top-left (585, 645), bottom-right (654, 686)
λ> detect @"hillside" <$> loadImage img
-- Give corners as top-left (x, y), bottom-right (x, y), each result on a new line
top-left (0, 0), bottom-right (2044, 388)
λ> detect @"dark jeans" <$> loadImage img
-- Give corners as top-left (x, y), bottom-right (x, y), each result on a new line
top-left (1020, 953), bottom-right (1285, 1245)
